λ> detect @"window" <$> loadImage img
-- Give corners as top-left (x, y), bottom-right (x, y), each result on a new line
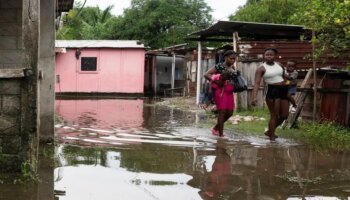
top-left (81, 57), bottom-right (97, 71)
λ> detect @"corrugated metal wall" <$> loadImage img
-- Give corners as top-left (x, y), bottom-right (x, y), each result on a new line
top-left (238, 41), bottom-right (349, 69)
top-left (320, 76), bottom-right (350, 126)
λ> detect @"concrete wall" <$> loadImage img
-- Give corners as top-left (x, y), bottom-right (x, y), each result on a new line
top-left (0, 0), bottom-right (55, 174)
top-left (0, 0), bottom-right (26, 171)
top-left (55, 48), bottom-right (145, 93)
top-left (39, 0), bottom-right (55, 142)
top-left (0, 0), bottom-right (24, 68)
top-left (22, 0), bottom-right (41, 173)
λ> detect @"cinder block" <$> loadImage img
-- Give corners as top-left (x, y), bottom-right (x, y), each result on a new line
top-left (2, 64), bottom-right (18, 69)
top-left (0, 23), bottom-right (19, 36)
top-left (0, 153), bottom-right (21, 172)
top-left (0, 50), bottom-right (24, 64)
top-left (0, 9), bottom-right (17, 23)
top-left (2, 96), bottom-right (20, 115)
top-left (16, 9), bottom-right (22, 24)
top-left (0, 0), bottom-right (22, 9)
top-left (0, 115), bottom-right (19, 135)
top-left (0, 36), bottom-right (17, 49)
top-left (0, 136), bottom-right (21, 154)
top-left (0, 80), bottom-right (21, 94)
top-left (17, 36), bottom-right (23, 49)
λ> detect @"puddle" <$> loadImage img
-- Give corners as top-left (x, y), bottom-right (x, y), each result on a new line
top-left (1, 99), bottom-right (350, 200)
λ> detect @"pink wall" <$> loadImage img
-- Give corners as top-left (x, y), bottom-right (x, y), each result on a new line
top-left (55, 48), bottom-right (145, 93)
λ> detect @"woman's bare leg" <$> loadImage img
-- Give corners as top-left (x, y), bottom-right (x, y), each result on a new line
top-left (215, 110), bottom-right (226, 136)
top-left (266, 98), bottom-right (280, 140)
top-left (224, 110), bottom-right (233, 122)
top-left (213, 110), bottom-right (232, 137)
top-left (287, 94), bottom-right (297, 107)
top-left (277, 99), bottom-right (289, 126)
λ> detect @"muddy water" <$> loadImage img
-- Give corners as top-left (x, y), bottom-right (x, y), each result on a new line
top-left (1, 99), bottom-right (350, 200)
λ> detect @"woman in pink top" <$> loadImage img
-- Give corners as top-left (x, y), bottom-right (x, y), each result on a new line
top-left (204, 50), bottom-right (237, 137)
top-left (210, 71), bottom-right (235, 137)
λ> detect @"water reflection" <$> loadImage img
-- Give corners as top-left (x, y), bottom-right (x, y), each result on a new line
top-left (53, 99), bottom-right (350, 200)
top-left (55, 99), bottom-right (212, 148)
top-left (190, 142), bottom-right (350, 200)
top-left (55, 145), bottom-right (202, 200)
top-left (54, 143), bottom-right (350, 200)
top-left (0, 144), bottom-right (55, 200)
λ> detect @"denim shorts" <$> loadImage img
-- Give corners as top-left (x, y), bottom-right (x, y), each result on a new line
top-left (288, 85), bottom-right (297, 95)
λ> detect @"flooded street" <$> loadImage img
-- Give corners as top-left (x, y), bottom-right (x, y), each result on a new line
top-left (53, 99), bottom-right (350, 200)
top-left (1, 99), bottom-right (350, 200)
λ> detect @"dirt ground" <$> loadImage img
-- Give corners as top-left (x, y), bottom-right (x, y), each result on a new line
top-left (156, 97), bottom-right (204, 113)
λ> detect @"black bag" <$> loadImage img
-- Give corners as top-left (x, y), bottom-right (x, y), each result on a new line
top-left (231, 70), bottom-right (247, 93)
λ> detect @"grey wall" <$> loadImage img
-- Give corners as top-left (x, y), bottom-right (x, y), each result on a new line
top-left (0, 0), bottom-right (50, 173)
top-left (0, 0), bottom-right (24, 68)
top-left (0, 0), bottom-right (25, 171)
top-left (39, 0), bottom-right (55, 142)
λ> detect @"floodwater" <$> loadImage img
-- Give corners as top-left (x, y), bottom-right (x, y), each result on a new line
top-left (1, 99), bottom-right (350, 200)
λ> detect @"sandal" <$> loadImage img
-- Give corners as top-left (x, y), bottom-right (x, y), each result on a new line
top-left (211, 128), bottom-right (219, 136)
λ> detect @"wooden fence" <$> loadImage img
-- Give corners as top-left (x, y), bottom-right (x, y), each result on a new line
top-left (235, 61), bottom-right (265, 110)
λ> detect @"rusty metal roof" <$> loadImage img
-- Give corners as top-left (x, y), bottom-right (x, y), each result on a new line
top-left (187, 21), bottom-right (310, 41)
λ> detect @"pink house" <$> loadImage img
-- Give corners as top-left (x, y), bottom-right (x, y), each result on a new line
top-left (55, 40), bottom-right (145, 94)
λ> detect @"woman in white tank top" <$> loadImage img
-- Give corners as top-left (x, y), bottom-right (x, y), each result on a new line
top-left (251, 48), bottom-right (289, 141)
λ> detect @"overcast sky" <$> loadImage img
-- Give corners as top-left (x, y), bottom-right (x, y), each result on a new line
top-left (79, 0), bottom-right (247, 21)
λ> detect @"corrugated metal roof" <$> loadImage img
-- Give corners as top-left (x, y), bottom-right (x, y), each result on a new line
top-left (55, 40), bottom-right (145, 49)
top-left (187, 21), bottom-right (310, 41)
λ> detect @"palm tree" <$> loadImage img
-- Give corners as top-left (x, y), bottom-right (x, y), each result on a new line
top-left (57, 5), bottom-right (115, 39)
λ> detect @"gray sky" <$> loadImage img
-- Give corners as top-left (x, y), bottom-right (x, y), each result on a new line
top-left (79, 0), bottom-right (247, 21)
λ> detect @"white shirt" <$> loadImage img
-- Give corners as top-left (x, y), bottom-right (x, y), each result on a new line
top-left (262, 62), bottom-right (284, 84)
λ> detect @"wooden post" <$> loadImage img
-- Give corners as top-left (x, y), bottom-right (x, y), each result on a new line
top-left (196, 42), bottom-right (202, 104)
top-left (312, 30), bottom-right (317, 122)
top-left (233, 32), bottom-right (238, 52)
top-left (171, 52), bottom-right (175, 90)
top-left (153, 56), bottom-right (157, 95)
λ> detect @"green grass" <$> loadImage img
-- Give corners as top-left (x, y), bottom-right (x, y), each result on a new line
top-left (230, 108), bottom-right (269, 135)
top-left (206, 108), bottom-right (350, 152)
top-left (235, 108), bottom-right (270, 118)
top-left (280, 122), bottom-right (350, 152)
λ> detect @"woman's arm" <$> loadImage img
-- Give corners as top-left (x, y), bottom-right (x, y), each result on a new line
top-left (251, 66), bottom-right (264, 106)
top-left (203, 66), bottom-right (217, 81)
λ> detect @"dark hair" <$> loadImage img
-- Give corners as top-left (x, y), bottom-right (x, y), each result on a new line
top-left (264, 48), bottom-right (278, 54)
top-left (220, 70), bottom-right (232, 81)
top-left (287, 59), bottom-right (297, 64)
top-left (223, 50), bottom-right (237, 58)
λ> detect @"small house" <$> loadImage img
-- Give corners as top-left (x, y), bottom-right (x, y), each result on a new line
top-left (55, 40), bottom-right (145, 95)
top-left (145, 45), bottom-right (187, 95)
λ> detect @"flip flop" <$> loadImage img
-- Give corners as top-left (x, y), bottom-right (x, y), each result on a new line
top-left (211, 128), bottom-right (219, 136)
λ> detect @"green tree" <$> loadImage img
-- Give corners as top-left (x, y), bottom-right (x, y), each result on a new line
top-left (290, 0), bottom-right (350, 60)
top-left (230, 0), bottom-right (304, 24)
top-left (57, 3), bottom-right (118, 39)
top-left (246, 0), bottom-right (262, 4)
top-left (110, 0), bottom-right (212, 49)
